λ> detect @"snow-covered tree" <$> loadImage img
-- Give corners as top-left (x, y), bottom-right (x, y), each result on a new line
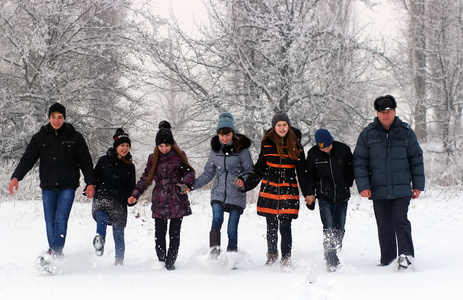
top-left (0, 0), bottom-right (145, 160)
top-left (136, 0), bottom-right (389, 155)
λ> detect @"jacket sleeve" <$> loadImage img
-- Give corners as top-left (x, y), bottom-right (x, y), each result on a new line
top-left (353, 131), bottom-right (370, 193)
top-left (180, 152), bottom-right (196, 188)
top-left (192, 150), bottom-right (216, 190)
top-left (344, 145), bottom-right (355, 188)
top-left (76, 132), bottom-right (95, 185)
top-left (295, 148), bottom-right (308, 197)
top-left (305, 149), bottom-right (317, 196)
top-left (407, 130), bottom-right (425, 191)
top-left (11, 134), bottom-right (40, 181)
top-left (238, 148), bottom-right (254, 181)
top-left (244, 144), bottom-right (266, 191)
top-left (131, 155), bottom-right (153, 199)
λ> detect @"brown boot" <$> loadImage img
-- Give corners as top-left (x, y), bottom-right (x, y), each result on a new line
top-left (265, 253), bottom-right (278, 266)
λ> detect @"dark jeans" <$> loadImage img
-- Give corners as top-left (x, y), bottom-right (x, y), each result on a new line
top-left (266, 216), bottom-right (292, 258)
top-left (42, 189), bottom-right (75, 255)
top-left (373, 196), bottom-right (414, 265)
top-left (154, 218), bottom-right (183, 262)
top-left (95, 210), bottom-right (125, 261)
top-left (211, 203), bottom-right (241, 249)
top-left (319, 199), bottom-right (348, 266)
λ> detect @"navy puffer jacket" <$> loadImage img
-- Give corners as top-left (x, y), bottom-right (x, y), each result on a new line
top-left (353, 117), bottom-right (425, 200)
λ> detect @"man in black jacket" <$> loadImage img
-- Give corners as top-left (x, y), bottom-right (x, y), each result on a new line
top-left (8, 103), bottom-right (95, 258)
top-left (305, 129), bottom-right (354, 271)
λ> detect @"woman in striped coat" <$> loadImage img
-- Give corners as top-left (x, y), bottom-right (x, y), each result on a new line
top-left (245, 111), bottom-right (309, 268)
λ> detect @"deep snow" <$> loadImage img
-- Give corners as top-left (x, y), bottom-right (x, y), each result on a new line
top-left (1, 186), bottom-right (462, 300)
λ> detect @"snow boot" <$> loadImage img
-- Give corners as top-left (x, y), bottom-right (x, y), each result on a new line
top-left (265, 253), bottom-right (278, 266)
top-left (398, 254), bottom-right (412, 270)
top-left (93, 235), bottom-right (105, 256)
top-left (209, 229), bottom-right (221, 260)
top-left (280, 256), bottom-right (292, 269)
top-left (165, 248), bottom-right (178, 271)
top-left (114, 258), bottom-right (124, 266)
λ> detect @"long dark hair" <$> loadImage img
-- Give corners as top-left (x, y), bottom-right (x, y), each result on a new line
top-left (145, 143), bottom-right (195, 185)
top-left (263, 128), bottom-right (302, 160)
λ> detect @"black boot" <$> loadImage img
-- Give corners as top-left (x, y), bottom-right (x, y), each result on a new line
top-left (209, 229), bottom-right (221, 260)
top-left (165, 248), bottom-right (177, 271)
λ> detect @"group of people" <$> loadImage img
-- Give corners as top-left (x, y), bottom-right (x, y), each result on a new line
top-left (8, 95), bottom-right (424, 272)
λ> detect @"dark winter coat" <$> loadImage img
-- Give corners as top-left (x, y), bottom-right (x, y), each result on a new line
top-left (306, 141), bottom-right (354, 204)
top-left (131, 150), bottom-right (195, 220)
top-left (245, 128), bottom-right (308, 219)
top-left (92, 148), bottom-right (136, 228)
top-left (11, 123), bottom-right (95, 190)
top-left (353, 116), bottom-right (425, 200)
top-left (192, 134), bottom-right (254, 212)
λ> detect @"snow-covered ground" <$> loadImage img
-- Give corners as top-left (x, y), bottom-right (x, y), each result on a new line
top-left (1, 187), bottom-right (461, 299)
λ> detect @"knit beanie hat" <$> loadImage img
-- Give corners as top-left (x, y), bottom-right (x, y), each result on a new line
top-left (156, 121), bottom-right (174, 145)
top-left (271, 111), bottom-right (291, 128)
top-left (216, 112), bottom-right (235, 133)
top-left (48, 102), bottom-right (66, 119)
top-left (113, 128), bottom-right (131, 148)
top-left (315, 128), bottom-right (334, 149)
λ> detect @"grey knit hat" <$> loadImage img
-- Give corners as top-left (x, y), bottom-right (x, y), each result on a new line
top-left (271, 111), bottom-right (291, 128)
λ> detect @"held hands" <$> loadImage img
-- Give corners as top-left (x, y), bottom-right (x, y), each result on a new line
top-left (360, 189), bottom-right (371, 198)
top-left (232, 177), bottom-right (245, 191)
top-left (178, 184), bottom-right (190, 194)
top-left (8, 178), bottom-right (19, 195)
top-left (84, 185), bottom-right (95, 199)
top-left (128, 196), bottom-right (138, 205)
top-left (304, 195), bottom-right (315, 205)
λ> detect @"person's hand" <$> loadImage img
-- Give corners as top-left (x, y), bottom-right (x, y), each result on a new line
top-left (178, 184), bottom-right (190, 194)
top-left (85, 184), bottom-right (95, 199)
top-left (305, 195), bottom-right (315, 205)
top-left (128, 196), bottom-right (138, 205)
top-left (412, 189), bottom-right (421, 199)
top-left (360, 189), bottom-right (371, 198)
top-left (8, 178), bottom-right (18, 195)
top-left (234, 178), bottom-right (244, 188)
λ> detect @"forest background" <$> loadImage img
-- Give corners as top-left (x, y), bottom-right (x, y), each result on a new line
top-left (1, 0), bottom-right (462, 201)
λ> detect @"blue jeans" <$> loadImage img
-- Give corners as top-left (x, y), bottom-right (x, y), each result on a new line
top-left (42, 189), bottom-right (76, 255)
top-left (318, 199), bottom-right (348, 266)
top-left (318, 199), bottom-right (348, 233)
top-left (211, 203), bottom-right (241, 249)
top-left (95, 210), bottom-right (125, 261)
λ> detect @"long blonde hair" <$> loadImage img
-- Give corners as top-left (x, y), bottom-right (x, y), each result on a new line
top-left (263, 128), bottom-right (302, 160)
top-left (145, 144), bottom-right (195, 185)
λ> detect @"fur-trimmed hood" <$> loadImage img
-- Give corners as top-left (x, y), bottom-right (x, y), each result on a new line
top-left (211, 133), bottom-right (252, 153)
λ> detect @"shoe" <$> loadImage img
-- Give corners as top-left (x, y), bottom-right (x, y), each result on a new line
top-left (280, 256), bottom-right (291, 268)
top-left (93, 235), bottom-right (105, 256)
top-left (265, 253), bottom-right (278, 266)
top-left (165, 262), bottom-right (176, 271)
top-left (114, 258), bottom-right (124, 266)
top-left (398, 254), bottom-right (412, 269)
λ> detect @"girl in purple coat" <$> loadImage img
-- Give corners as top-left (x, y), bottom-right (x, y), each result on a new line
top-left (128, 121), bottom-right (195, 270)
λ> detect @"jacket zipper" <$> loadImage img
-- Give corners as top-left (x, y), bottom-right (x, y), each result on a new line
top-left (328, 152), bottom-right (336, 203)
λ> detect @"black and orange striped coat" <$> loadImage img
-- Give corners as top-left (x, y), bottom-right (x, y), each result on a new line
top-left (245, 128), bottom-right (308, 219)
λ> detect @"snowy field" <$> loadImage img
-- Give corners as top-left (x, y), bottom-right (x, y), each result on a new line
top-left (0, 187), bottom-right (462, 300)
